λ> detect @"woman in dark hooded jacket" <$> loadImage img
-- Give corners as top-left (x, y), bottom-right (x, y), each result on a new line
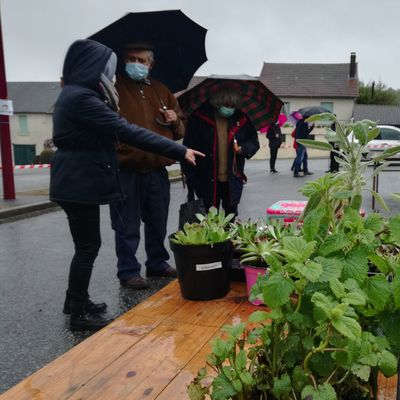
top-left (50, 39), bottom-right (202, 331)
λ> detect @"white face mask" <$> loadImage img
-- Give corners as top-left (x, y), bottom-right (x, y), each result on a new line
top-left (125, 62), bottom-right (149, 81)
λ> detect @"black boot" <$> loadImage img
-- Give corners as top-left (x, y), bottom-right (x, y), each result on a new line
top-left (63, 297), bottom-right (107, 315)
top-left (69, 301), bottom-right (113, 331)
top-left (70, 311), bottom-right (113, 331)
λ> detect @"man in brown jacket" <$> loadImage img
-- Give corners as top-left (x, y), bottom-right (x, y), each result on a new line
top-left (110, 43), bottom-right (185, 289)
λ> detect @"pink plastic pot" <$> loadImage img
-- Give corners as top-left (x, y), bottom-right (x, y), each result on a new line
top-left (243, 265), bottom-right (268, 305)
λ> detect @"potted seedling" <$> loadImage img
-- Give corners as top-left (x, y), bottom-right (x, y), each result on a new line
top-left (169, 206), bottom-right (235, 300)
top-left (231, 219), bottom-right (294, 305)
top-left (229, 219), bottom-right (260, 283)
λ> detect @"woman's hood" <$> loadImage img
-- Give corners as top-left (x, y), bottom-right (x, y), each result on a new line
top-left (62, 39), bottom-right (112, 88)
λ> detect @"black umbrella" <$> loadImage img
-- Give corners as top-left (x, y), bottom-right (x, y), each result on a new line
top-left (88, 10), bottom-right (207, 93)
top-left (297, 106), bottom-right (333, 118)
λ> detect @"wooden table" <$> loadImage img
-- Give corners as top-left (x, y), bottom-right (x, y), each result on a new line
top-left (1, 281), bottom-right (397, 400)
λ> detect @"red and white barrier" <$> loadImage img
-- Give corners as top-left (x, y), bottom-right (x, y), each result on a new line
top-left (367, 144), bottom-right (396, 150)
top-left (0, 164), bottom-right (51, 170)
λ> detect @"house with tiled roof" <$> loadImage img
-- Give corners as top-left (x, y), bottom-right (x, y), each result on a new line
top-left (7, 82), bottom-right (61, 164)
top-left (259, 53), bottom-right (359, 123)
top-left (353, 104), bottom-right (400, 127)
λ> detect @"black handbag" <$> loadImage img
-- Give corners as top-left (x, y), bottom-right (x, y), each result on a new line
top-left (178, 187), bottom-right (206, 229)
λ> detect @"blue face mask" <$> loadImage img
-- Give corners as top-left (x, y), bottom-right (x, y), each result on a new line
top-left (218, 106), bottom-right (235, 118)
top-left (125, 62), bottom-right (149, 81)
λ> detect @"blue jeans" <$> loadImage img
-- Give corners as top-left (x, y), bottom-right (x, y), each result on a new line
top-left (294, 144), bottom-right (308, 174)
top-left (109, 168), bottom-right (170, 281)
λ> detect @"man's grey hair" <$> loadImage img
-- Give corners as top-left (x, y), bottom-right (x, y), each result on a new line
top-left (145, 50), bottom-right (154, 64)
top-left (123, 44), bottom-right (154, 64)
top-left (209, 85), bottom-right (241, 108)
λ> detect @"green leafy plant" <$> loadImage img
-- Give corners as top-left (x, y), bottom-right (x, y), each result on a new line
top-left (230, 219), bottom-right (296, 268)
top-left (188, 117), bottom-right (400, 400)
top-left (230, 219), bottom-right (260, 249)
top-left (170, 206), bottom-right (234, 245)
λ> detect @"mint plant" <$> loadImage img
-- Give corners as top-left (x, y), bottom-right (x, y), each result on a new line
top-left (188, 118), bottom-right (400, 400)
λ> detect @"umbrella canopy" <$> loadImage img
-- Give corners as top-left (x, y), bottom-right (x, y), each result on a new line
top-left (178, 74), bottom-right (283, 130)
top-left (287, 111), bottom-right (303, 125)
top-left (88, 10), bottom-right (207, 93)
top-left (278, 113), bottom-right (288, 127)
top-left (297, 106), bottom-right (332, 118)
top-left (259, 113), bottom-right (287, 133)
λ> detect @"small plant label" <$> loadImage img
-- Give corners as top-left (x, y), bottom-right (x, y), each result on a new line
top-left (196, 261), bottom-right (222, 271)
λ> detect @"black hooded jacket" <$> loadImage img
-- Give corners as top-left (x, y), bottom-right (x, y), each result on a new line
top-left (50, 39), bottom-right (187, 204)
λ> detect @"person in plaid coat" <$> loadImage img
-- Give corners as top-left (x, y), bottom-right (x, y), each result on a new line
top-left (182, 86), bottom-right (259, 216)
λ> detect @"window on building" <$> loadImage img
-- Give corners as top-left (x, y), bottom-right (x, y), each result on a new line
top-left (18, 115), bottom-right (29, 135)
top-left (282, 102), bottom-right (290, 115)
top-left (320, 102), bottom-right (334, 113)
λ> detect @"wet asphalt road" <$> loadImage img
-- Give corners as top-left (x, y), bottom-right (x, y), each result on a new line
top-left (1, 158), bottom-right (400, 393)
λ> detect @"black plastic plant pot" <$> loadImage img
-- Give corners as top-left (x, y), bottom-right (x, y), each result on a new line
top-left (231, 250), bottom-right (246, 282)
top-left (169, 236), bottom-right (233, 300)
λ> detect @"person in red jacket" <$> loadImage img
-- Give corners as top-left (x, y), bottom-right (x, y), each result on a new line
top-left (293, 119), bottom-right (314, 177)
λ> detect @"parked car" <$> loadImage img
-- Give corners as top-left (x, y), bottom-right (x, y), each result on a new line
top-left (348, 125), bottom-right (400, 158)
top-left (368, 125), bottom-right (400, 152)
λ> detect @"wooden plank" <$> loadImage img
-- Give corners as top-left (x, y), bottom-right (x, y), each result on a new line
top-left (377, 373), bottom-right (398, 400)
top-left (222, 300), bottom-right (262, 324)
top-left (67, 320), bottom-right (217, 400)
top-left (166, 298), bottom-right (242, 328)
top-left (155, 340), bottom-right (214, 400)
top-left (0, 314), bottom-right (158, 400)
top-left (156, 302), bottom-right (260, 400)
top-left (223, 280), bottom-right (249, 300)
top-left (124, 280), bottom-right (187, 322)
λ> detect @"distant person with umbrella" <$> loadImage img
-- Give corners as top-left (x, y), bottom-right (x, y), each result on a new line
top-left (266, 123), bottom-right (282, 173)
top-left (293, 118), bottom-right (314, 177)
top-left (50, 39), bottom-right (203, 330)
top-left (109, 42), bottom-right (186, 290)
top-left (265, 113), bottom-right (286, 173)
top-left (182, 85), bottom-right (260, 216)
top-left (326, 121), bottom-right (340, 173)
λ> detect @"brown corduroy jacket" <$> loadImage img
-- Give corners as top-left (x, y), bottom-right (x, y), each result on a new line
top-left (115, 73), bottom-right (185, 172)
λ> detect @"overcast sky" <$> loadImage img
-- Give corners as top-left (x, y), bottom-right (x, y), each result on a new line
top-left (2, 0), bottom-right (400, 88)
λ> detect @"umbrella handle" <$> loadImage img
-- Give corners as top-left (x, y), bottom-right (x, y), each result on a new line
top-left (232, 139), bottom-right (238, 176)
top-left (154, 94), bottom-right (171, 126)
top-left (155, 117), bottom-right (172, 127)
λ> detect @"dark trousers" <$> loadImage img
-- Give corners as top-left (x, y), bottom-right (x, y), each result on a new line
top-left (329, 142), bottom-right (340, 172)
top-left (109, 168), bottom-right (170, 281)
top-left (269, 146), bottom-right (278, 170)
top-left (58, 202), bottom-right (101, 303)
top-left (205, 181), bottom-right (238, 216)
top-left (294, 144), bottom-right (308, 174)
